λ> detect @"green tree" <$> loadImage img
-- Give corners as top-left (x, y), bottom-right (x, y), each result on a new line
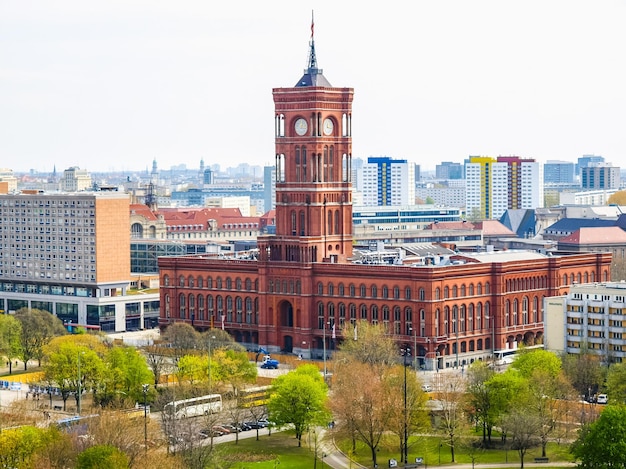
top-left (14, 307), bottom-right (66, 369)
top-left (571, 405), bottom-right (626, 469)
top-left (97, 345), bottom-right (154, 407)
top-left (465, 360), bottom-right (497, 445)
top-left (212, 348), bottom-right (257, 393)
top-left (562, 345), bottom-right (604, 400)
top-left (512, 349), bottom-right (561, 380)
top-left (267, 364), bottom-right (329, 447)
top-left (606, 362), bottom-right (626, 405)
top-left (43, 337), bottom-right (106, 412)
top-left (177, 354), bottom-right (207, 386)
top-left (0, 425), bottom-right (47, 469)
top-left (0, 314), bottom-right (22, 374)
top-left (486, 370), bottom-right (527, 441)
top-left (76, 444), bottom-right (129, 469)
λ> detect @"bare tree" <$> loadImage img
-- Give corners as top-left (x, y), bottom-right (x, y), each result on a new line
top-left (501, 407), bottom-right (542, 469)
top-left (331, 360), bottom-right (390, 468)
top-left (437, 373), bottom-right (466, 463)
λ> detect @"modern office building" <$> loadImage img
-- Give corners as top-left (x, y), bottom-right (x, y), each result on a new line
top-left (581, 163), bottom-right (621, 190)
top-left (0, 191), bottom-right (159, 331)
top-left (158, 28), bottom-right (612, 369)
top-left (466, 156), bottom-right (543, 220)
top-left (576, 154), bottom-right (604, 177)
top-left (544, 160), bottom-right (575, 184)
top-left (545, 282), bottom-right (626, 363)
top-left (357, 157), bottom-right (416, 206)
top-left (436, 162), bottom-right (464, 180)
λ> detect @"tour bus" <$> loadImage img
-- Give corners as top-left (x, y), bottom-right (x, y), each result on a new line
top-left (56, 414), bottom-right (100, 434)
top-left (238, 385), bottom-right (271, 408)
top-left (494, 344), bottom-right (544, 366)
top-left (164, 394), bottom-right (223, 418)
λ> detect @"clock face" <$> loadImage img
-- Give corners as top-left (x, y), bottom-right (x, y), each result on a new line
top-left (295, 118), bottom-right (308, 136)
top-left (323, 118), bottom-right (334, 136)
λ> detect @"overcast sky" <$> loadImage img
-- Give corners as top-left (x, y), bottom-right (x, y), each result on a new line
top-left (1, 1), bottom-right (625, 174)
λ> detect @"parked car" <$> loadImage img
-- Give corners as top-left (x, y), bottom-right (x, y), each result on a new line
top-left (421, 384), bottom-right (433, 392)
top-left (597, 394), bottom-right (608, 404)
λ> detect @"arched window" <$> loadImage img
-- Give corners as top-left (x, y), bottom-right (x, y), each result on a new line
top-left (522, 296), bottom-right (529, 324)
top-left (469, 284), bottom-right (474, 296)
top-left (188, 276), bottom-right (194, 288)
top-left (338, 283), bottom-right (345, 296)
top-left (179, 275), bottom-right (185, 287)
top-left (179, 293), bottom-right (186, 319)
top-left (360, 284), bottom-right (366, 297)
top-left (328, 283), bottom-right (334, 296)
top-left (226, 278), bottom-right (232, 290)
top-left (198, 295), bottom-right (204, 320)
top-left (452, 286), bottom-right (458, 298)
top-left (382, 286), bottom-right (388, 299)
top-left (163, 275), bottom-right (170, 286)
top-left (197, 276), bottom-right (203, 289)
top-left (444, 286), bottom-right (449, 299)
top-left (349, 304), bottom-right (357, 321)
top-left (435, 288), bottom-right (440, 300)
top-left (405, 287), bottom-right (412, 300)
top-left (371, 285), bottom-right (377, 298)
top-left (360, 304), bottom-right (368, 320)
top-left (371, 305), bottom-right (379, 323)
top-left (460, 284), bottom-right (466, 297)
top-left (393, 286), bottom-right (400, 299)
top-left (318, 282), bottom-right (324, 295)
top-left (350, 284), bottom-right (356, 297)
top-left (419, 288), bottom-right (425, 301)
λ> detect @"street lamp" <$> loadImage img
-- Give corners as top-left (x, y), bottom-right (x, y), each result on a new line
top-left (453, 318), bottom-right (459, 369)
top-left (208, 334), bottom-right (216, 391)
top-left (400, 346), bottom-right (411, 464)
top-left (142, 384), bottom-right (149, 455)
top-left (77, 351), bottom-right (85, 415)
top-left (408, 325), bottom-right (417, 371)
top-left (322, 320), bottom-right (330, 379)
top-left (486, 313), bottom-right (496, 364)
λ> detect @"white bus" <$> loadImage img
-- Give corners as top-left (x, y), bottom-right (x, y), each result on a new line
top-left (494, 344), bottom-right (544, 365)
top-left (164, 394), bottom-right (222, 418)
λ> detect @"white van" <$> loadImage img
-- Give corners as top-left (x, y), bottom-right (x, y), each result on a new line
top-left (597, 394), bottom-right (608, 404)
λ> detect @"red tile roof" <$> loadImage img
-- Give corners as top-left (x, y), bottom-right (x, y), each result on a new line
top-left (559, 226), bottom-right (626, 245)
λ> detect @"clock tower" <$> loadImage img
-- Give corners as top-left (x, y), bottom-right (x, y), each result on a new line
top-left (259, 26), bottom-right (354, 264)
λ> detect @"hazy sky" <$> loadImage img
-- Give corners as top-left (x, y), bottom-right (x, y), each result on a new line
top-left (2, 1), bottom-right (625, 174)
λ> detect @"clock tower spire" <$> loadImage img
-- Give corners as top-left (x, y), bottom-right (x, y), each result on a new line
top-left (259, 19), bottom-right (354, 264)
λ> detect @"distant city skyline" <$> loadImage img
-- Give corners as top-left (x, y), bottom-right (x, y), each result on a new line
top-left (2, 1), bottom-right (625, 173)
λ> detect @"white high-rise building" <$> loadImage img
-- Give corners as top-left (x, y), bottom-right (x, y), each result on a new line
top-left (466, 156), bottom-right (543, 220)
top-left (356, 157), bottom-right (415, 206)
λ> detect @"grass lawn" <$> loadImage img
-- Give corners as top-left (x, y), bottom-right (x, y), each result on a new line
top-left (219, 429), bottom-right (575, 469)
top-left (223, 430), bottom-right (332, 469)
top-left (338, 434), bottom-right (576, 468)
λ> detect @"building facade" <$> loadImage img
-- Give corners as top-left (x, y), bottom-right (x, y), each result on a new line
top-left (545, 282), bottom-right (626, 363)
top-left (157, 29), bottom-right (612, 369)
top-left (581, 163), bottom-right (621, 190)
top-left (544, 160), bottom-right (575, 184)
top-left (0, 191), bottom-right (159, 331)
top-left (357, 157), bottom-right (416, 206)
top-left (466, 156), bottom-right (543, 220)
